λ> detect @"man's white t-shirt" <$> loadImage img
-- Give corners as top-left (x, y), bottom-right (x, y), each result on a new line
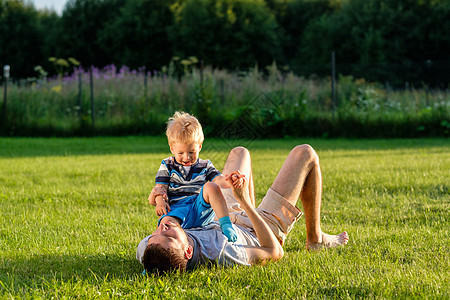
top-left (136, 222), bottom-right (260, 268)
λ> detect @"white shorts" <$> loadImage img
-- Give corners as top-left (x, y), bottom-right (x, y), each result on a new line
top-left (222, 188), bottom-right (303, 245)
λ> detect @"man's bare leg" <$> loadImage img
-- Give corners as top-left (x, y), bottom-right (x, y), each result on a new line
top-left (222, 147), bottom-right (255, 207)
top-left (270, 145), bottom-right (348, 250)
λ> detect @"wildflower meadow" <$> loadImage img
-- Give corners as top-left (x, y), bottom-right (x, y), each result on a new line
top-left (2, 62), bottom-right (449, 138)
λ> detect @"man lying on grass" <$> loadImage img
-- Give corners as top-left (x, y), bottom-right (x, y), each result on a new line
top-left (136, 145), bottom-right (349, 273)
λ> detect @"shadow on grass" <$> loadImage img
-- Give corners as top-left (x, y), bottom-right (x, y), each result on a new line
top-left (316, 285), bottom-right (373, 298)
top-left (0, 252), bottom-right (143, 287)
top-left (0, 136), bottom-right (448, 158)
top-left (0, 136), bottom-right (169, 158)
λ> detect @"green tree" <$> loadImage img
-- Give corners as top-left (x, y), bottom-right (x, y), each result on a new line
top-left (36, 9), bottom-right (61, 76)
top-left (297, 0), bottom-right (450, 85)
top-left (276, 0), bottom-right (336, 67)
top-left (170, 0), bottom-right (281, 69)
top-left (100, 0), bottom-right (175, 70)
top-left (0, 0), bottom-right (43, 78)
top-left (58, 0), bottom-right (126, 67)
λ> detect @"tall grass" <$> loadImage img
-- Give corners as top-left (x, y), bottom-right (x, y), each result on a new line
top-left (0, 137), bottom-right (448, 298)
top-left (2, 63), bottom-right (449, 137)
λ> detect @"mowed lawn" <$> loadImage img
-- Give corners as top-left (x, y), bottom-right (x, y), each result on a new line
top-left (0, 137), bottom-right (448, 299)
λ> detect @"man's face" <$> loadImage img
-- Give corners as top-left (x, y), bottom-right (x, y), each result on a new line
top-left (147, 217), bottom-right (190, 254)
top-left (170, 142), bottom-right (202, 166)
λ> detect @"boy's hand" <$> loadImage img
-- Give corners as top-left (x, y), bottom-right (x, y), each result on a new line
top-left (148, 185), bottom-right (168, 205)
top-left (227, 170), bottom-right (245, 188)
top-left (226, 173), bottom-right (249, 205)
top-left (155, 196), bottom-right (170, 216)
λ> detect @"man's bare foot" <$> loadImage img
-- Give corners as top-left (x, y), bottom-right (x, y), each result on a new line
top-left (306, 231), bottom-right (349, 251)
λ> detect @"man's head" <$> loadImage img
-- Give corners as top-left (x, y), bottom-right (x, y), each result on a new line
top-left (143, 216), bottom-right (193, 273)
top-left (166, 112), bottom-right (204, 166)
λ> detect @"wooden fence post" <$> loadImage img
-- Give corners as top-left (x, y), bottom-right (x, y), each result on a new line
top-left (2, 65), bottom-right (10, 126)
top-left (89, 66), bottom-right (95, 127)
top-left (144, 69), bottom-right (148, 108)
top-left (200, 60), bottom-right (204, 99)
top-left (331, 51), bottom-right (337, 111)
top-left (2, 78), bottom-right (7, 126)
top-left (78, 73), bottom-right (83, 119)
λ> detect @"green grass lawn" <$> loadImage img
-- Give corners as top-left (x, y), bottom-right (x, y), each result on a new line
top-left (0, 137), bottom-right (448, 299)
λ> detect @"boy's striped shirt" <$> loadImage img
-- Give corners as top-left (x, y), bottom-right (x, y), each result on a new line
top-left (155, 157), bottom-right (221, 202)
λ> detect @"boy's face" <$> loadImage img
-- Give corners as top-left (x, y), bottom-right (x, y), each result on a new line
top-left (170, 142), bottom-right (202, 166)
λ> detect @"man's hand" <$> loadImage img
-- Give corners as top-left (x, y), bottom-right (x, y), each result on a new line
top-left (226, 171), bottom-right (283, 264)
top-left (226, 173), bottom-right (249, 207)
top-left (148, 184), bottom-right (168, 206)
top-left (225, 170), bottom-right (245, 189)
top-left (155, 196), bottom-right (170, 216)
top-left (231, 173), bottom-right (245, 188)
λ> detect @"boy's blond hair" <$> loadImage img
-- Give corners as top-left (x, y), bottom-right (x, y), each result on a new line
top-left (166, 112), bottom-right (204, 146)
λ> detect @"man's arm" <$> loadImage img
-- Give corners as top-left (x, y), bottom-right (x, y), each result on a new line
top-left (212, 171), bottom-right (245, 189)
top-left (212, 174), bottom-right (232, 189)
top-left (155, 195), bottom-right (171, 216)
top-left (148, 184), bottom-right (168, 206)
top-left (227, 177), bottom-right (284, 265)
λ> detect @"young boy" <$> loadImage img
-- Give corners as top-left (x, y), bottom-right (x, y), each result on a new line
top-left (148, 111), bottom-right (244, 242)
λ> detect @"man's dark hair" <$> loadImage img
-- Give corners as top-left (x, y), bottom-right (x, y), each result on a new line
top-left (143, 243), bottom-right (188, 274)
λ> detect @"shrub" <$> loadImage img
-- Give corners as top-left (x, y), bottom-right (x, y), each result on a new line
top-left (1, 63), bottom-right (448, 138)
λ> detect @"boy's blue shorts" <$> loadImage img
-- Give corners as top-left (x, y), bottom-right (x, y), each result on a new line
top-left (158, 186), bottom-right (215, 228)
